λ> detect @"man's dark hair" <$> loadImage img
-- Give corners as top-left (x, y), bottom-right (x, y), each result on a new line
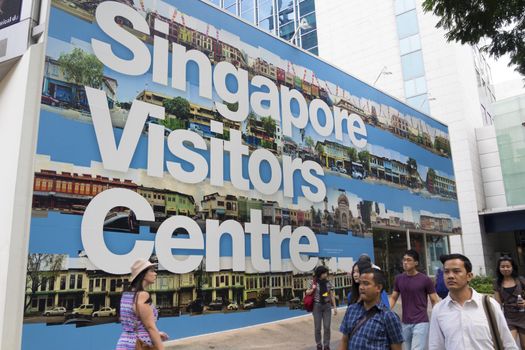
top-left (360, 267), bottom-right (386, 291)
top-left (358, 253), bottom-right (372, 264)
top-left (403, 249), bottom-right (420, 262)
top-left (440, 254), bottom-right (472, 273)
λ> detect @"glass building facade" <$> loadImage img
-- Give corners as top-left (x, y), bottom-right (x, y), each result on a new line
top-left (205, 0), bottom-right (319, 55)
top-left (394, 0), bottom-right (430, 114)
top-left (493, 95), bottom-right (525, 206)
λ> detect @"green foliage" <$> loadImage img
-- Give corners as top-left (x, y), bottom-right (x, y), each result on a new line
top-left (163, 97), bottom-right (191, 120)
top-left (304, 135), bottom-right (315, 148)
top-left (470, 275), bottom-right (494, 294)
top-left (57, 48), bottom-right (104, 88)
top-left (161, 117), bottom-right (186, 130)
top-left (422, 0), bottom-right (525, 75)
top-left (358, 151), bottom-right (371, 169)
top-left (261, 115), bottom-right (276, 138)
top-left (347, 148), bottom-right (357, 162)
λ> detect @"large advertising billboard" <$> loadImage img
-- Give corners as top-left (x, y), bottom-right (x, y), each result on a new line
top-left (22, 0), bottom-right (460, 348)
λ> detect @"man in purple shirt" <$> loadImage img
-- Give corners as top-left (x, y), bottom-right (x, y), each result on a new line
top-left (389, 250), bottom-right (440, 350)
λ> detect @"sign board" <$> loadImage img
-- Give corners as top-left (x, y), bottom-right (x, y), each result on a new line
top-left (21, 0), bottom-right (460, 348)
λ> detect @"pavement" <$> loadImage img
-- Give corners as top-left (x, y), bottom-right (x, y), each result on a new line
top-left (164, 305), bottom-right (402, 350)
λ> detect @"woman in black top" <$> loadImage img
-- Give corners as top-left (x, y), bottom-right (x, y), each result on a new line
top-left (493, 255), bottom-right (525, 347)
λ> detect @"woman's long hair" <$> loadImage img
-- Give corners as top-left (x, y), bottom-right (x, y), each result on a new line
top-left (126, 268), bottom-right (151, 304)
top-left (349, 261), bottom-right (372, 304)
top-left (496, 255), bottom-right (519, 287)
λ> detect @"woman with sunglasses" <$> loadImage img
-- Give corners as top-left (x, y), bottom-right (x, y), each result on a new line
top-left (493, 255), bottom-right (525, 347)
top-left (116, 259), bottom-right (169, 349)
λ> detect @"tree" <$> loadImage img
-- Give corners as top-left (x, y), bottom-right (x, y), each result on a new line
top-left (358, 151), bottom-right (371, 170)
top-left (25, 254), bottom-right (65, 312)
top-left (163, 96), bottom-right (191, 120)
top-left (57, 48), bottom-right (104, 88)
top-left (347, 148), bottom-right (357, 162)
top-left (261, 115), bottom-right (276, 138)
top-left (304, 135), bottom-right (315, 149)
top-left (407, 157), bottom-right (418, 174)
top-left (422, 0), bottom-right (525, 75)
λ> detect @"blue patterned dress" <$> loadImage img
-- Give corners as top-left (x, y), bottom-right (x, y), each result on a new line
top-left (116, 292), bottom-right (159, 349)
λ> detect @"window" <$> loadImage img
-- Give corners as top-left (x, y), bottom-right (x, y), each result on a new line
top-left (95, 278), bottom-right (100, 288)
top-left (257, 0), bottom-right (273, 20)
top-left (89, 279), bottom-right (94, 292)
top-left (101, 279), bottom-right (107, 291)
top-left (404, 76), bottom-right (427, 98)
top-left (399, 34), bottom-right (421, 55)
top-left (241, 0), bottom-right (255, 22)
top-left (77, 275), bottom-right (83, 289)
top-left (225, 276), bottom-right (229, 286)
top-left (427, 234), bottom-right (449, 275)
top-left (41, 277), bottom-right (47, 291)
top-left (299, 0), bottom-right (314, 16)
top-left (396, 9), bottom-right (419, 39)
top-left (394, 0), bottom-right (416, 15)
top-left (60, 276), bottom-right (66, 290)
top-left (301, 30), bottom-right (318, 50)
top-left (401, 50), bottom-right (425, 80)
top-left (69, 275), bottom-right (75, 289)
top-left (407, 94), bottom-right (429, 113)
top-left (110, 279), bottom-right (116, 292)
top-left (216, 276), bottom-right (220, 286)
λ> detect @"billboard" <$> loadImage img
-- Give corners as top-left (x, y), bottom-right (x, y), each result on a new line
top-left (22, 0), bottom-right (460, 348)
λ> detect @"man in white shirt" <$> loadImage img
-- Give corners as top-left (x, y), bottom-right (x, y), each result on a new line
top-left (429, 254), bottom-right (518, 350)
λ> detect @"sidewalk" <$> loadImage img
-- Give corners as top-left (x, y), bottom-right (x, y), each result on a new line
top-left (165, 304), bottom-right (403, 350)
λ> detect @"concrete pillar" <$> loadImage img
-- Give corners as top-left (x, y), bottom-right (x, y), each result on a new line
top-left (0, 41), bottom-right (47, 350)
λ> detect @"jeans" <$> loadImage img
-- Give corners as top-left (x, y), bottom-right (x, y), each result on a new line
top-left (402, 322), bottom-right (429, 350)
top-left (313, 302), bottom-right (332, 347)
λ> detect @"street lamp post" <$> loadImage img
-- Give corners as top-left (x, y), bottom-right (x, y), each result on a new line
top-left (290, 18), bottom-right (311, 46)
top-left (373, 66), bottom-right (392, 86)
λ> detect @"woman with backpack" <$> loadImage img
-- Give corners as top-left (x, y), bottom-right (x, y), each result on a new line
top-left (493, 255), bottom-right (525, 347)
top-left (306, 265), bottom-right (337, 350)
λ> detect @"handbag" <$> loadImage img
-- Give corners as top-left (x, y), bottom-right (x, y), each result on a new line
top-left (482, 295), bottom-right (503, 350)
top-left (303, 279), bottom-right (317, 312)
top-left (134, 293), bottom-right (158, 350)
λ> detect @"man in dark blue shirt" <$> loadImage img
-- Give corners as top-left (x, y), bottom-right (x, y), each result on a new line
top-left (338, 268), bottom-right (403, 350)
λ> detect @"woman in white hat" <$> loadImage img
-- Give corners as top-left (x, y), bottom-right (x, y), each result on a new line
top-left (116, 259), bottom-right (168, 349)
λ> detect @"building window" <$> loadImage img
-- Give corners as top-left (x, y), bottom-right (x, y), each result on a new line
top-left (394, 0), bottom-right (416, 15)
top-left (101, 279), bottom-right (107, 291)
top-left (69, 275), bottom-right (75, 289)
top-left (401, 50), bottom-right (425, 80)
top-left (60, 276), bottom-right (66, 290)
top-left (404, 76), bottom-right (427, 98)
top-left (241, 0), bottom-right (254, 22)
top-left (396, 9), bottom-right (419, 39)
top-left (89, 279), bottom-right (94, 292)
top-left (427, 234), bottom-right (449, 275)
top-left (95, 279), bottom-right (100, 288)
top-left (76, 275), bottom-right (83, 289)
top-left (399, 34), bottom-right (421, 55)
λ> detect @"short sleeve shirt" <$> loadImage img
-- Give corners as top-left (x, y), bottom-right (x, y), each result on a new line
top-left (394, 272), bottom-right (435, 323)
top-left (340, 302), bottom-right (403, 350)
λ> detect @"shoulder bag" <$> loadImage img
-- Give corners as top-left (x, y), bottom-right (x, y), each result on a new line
top-left (482, 295), bottom-right (503, 350)
top-left (348, 306), bottom-right (380, 342)
top-left (303, 279), bottom-right (317, 312)
top-left (134, 292), bottom-right (158, 350)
